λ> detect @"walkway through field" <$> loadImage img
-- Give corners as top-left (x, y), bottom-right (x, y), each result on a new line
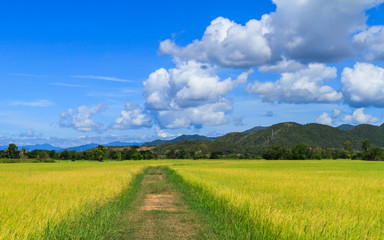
top-left (122, 167), bottom-right (211, 240)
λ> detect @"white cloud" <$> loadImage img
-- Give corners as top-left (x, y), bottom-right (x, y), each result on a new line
top-left (341, 63), bottom-right (384, 107)
top-left (247, 64), bottom-right (341, 103)
top-left (60, 103), bottom-right (106, 132)
top-left (159, 1), bottom-right (384, 69)
top-left (144, 61), bottom-right (251, 110)
top-left (156, 99), bottom-right (232, 129)
top-left (112, 101), bottom-right (152, 129)
top-left (342, 108), bottom-right (380, 124)
top-left (19, 129), bottom-right (42, 138)
top-left (10, 99), bottom-right (54, 107)
top-left (159, 16), bottom-right (272, 68)
top-left (353, 26), bottom-right (384, 61)
top-left (143, 61), bottom-right (251, 128)
top-left (316, 112), bottom-right (333, 125)
top-left (258, 57), bottom-right (305, 73)
top-left (143, 68), bottom-right (171, 110)
top-left (155, 126), bottom-right (180, 139)
top-left (332, 108), bottom-right (341, 118)
top-left (268, 0), bottom-right (383, 62)
top-left (72, 75), bottom-right (134, 83)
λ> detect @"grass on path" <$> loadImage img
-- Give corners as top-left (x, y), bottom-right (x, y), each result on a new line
top-left (121, 166), bottom-right (220, 240)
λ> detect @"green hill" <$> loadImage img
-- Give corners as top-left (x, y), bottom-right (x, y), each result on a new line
top-left (216, 122), bottom-right (372, 150)
top-left (348, 124), bottom-right (384, 147)
top-left (153, 122), bottom-right (384, 157)
top-left (143, 134), bottom-right (216, 146)
top-left (243, 126), bottom-right (268, 133)
top-left (337, 124), bottom-right (355, 131)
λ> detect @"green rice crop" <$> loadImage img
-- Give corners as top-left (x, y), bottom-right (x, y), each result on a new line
top-left (169, 160), bottom-right (384, 239)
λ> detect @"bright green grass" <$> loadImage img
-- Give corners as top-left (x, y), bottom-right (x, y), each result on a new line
top-left (0, 160), bottom-right (170, 239)
top-left (170, 160), bottom-right (384, 239)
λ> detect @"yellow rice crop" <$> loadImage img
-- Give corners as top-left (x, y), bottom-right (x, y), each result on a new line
top-left (0, 161), bottom-right (148, 239)
top-left (170, 160), bottom-right (384, 239)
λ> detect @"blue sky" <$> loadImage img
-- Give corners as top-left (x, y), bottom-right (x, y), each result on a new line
top-left (1, 0), bottom-right (384, 147)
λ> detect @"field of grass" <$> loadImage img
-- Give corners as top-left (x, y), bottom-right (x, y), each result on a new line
top-left (169, 160), bottom-right (384, 239)
top-left (0, 160), bottom-right (165, 239)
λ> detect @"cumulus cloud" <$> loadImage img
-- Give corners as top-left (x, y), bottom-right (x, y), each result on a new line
top-left (155, 126), bottom-right (180, 139)
top-left (156, 100), bottom-right (232, 129)
top-left (112, 101), bottom-right (152, 129)
top-left (143, 61), bottom-right (251, 128)
top-left (332, 108), bottom-right (341, 118)
top-left (268, 0), bottom-right (383, 62)
top-left (159, 16), bottom-right (272, 68)
top-left (341, 63), bottom-right (384, 107)
top-left (159, 1), bottom-right (384, 69)
top-left (316, 112), bottom-right (333, 125)
top-left (60, 103), bottom-right (106, 132)
top-left (342, 108), bottom-right (380, 124)
top-left (258, 57), bottom-right (305, 73)
top-left (353, 26), bottom-right (384, 61)
top-left (19, 129), bottom-right (42, 138)
top-left (247, 64), bottom-right (341, 104)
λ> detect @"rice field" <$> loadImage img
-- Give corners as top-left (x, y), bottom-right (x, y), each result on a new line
top-left (170, 160), bottom-right (384, 239)
top-left (2, 159), bottom-right (384, 239)
top-left (0, 161), bottom-right (155, 239)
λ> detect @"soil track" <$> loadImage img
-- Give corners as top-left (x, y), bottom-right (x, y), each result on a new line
top-left (122, 167), bottom-right (204, 240)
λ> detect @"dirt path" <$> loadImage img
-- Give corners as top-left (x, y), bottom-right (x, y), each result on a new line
top-left (121, 167), bottom-right (211, 240)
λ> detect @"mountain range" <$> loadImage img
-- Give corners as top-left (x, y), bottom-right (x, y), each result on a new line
top-left (3, 122), bottom-right (384, 152)
top-left (152, 122), bottom-right (384, 155)
top-left (142, 134), bottom-right (216, 146)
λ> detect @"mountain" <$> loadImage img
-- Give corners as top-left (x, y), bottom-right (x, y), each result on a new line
top-left (337, 124), bottom-right (355, 131)
top-left (104, 141), bottom-right (143, 147)
top-left (0, 144), bottom-right (63, 151)
top-left (24, 144), bottom-right (64, 151)
top-left (243, 126), bottom-right (268, 133)
top-left (217, 122), bottom-right (364, 150)
top-left (143, 134), bottom-right (217, 146)
top-left (348, 124), bottom-right (384, 147)
top-left (65, 143), bottom-right (99, 152)
top-left (2, 123), bottom-right (384, 153)
top-left (0, 141), bottom-right (143, 152)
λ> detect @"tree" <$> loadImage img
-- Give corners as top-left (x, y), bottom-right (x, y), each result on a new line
top-left (19, 147), bottom-right (28, 159)
top-left (60, 149), bottom-right (70, 160)
top-left (368, 147), bottom-right (384, 161)
top-left (262, 146), bottom-right (288, 160)
top-left (93, 145), bottom-right (106, 162)
top-left (291, 144), bottom-right (309, 160)
top-left (37, 151), bottom-right (49, 161)
top-left (210, 151), bottom-right (222, 159)
top-left (343, 141), bottom-right (352, 153)
top-left (362, 138), bottom-right (371, 152)
top-left (176, 150), bottom-right (187, 159)
top-left (7, 143), bottom-right (18, 159)
top-left (110, 150), bottom-right (122, 160)
top-left (166, 150), bottom-right (176, 159)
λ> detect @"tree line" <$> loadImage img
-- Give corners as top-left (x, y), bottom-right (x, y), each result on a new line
top-left (1, 138), bottom-right (384, 161)
top-left (0, 144), bottom-right (155, 162)
top-left (262, 139), bottom-right (384, 161)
